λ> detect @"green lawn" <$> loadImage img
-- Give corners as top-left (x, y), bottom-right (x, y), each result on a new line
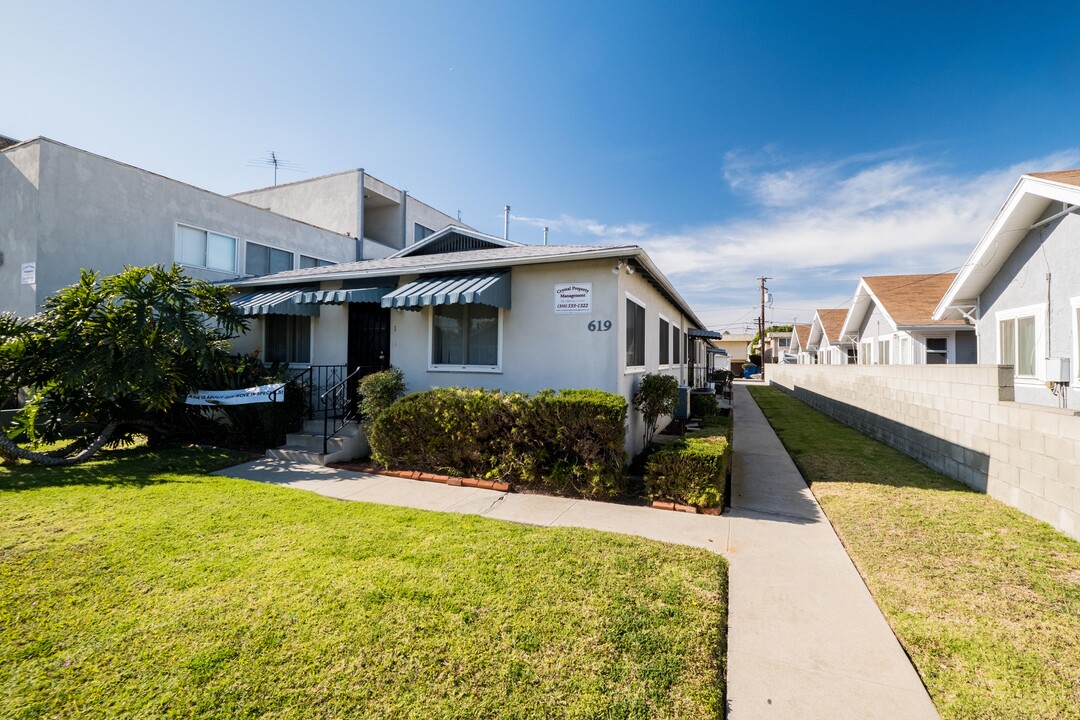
top-left (0, 445), bottom-right (726, 719)
top-left (748, 385), bottom-right (1080, 720)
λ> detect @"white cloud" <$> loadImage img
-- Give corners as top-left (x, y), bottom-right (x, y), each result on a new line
top-left (509, 212), bottom-right (648, 242)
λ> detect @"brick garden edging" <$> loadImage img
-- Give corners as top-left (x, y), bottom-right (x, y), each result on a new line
top-left (329, 462), bottom-right (726, 515)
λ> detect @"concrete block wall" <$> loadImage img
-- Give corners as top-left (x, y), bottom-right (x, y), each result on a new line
top-left (766, 364), bottom-right (1080, 541)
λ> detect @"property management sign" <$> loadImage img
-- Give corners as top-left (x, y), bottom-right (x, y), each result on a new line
top-left (554, 283), bottom-right (592, 314)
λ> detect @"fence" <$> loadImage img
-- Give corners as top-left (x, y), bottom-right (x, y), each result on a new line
top-left (766, 364), bottom-right (1080, 541)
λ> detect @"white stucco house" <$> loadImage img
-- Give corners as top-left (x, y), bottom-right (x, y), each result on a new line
top-left (842, 274), bottom-right (977, 365)
top-left (790, 323), bottom-right (814, 364)
top-left (226, 226), bottom-right (712, 456)
top-left (0, 135), bottom-right (460, 318)
top-left (806, 309), bottom-right (851, 364)
top-left (935, 170), bottom-right (1080, 408)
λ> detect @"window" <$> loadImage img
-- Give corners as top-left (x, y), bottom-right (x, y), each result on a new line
top-left (999, 314), bottom-right (1037, 377)
top-left (431, 304), bottom-right (500, 368)
top-left (925, 338), bottom-right (947, 365)
top-left (176, 224), bottom-right (236, 272)
top-left (299, 255), bottom-right (334, 269)
top-left (625, 297), bottom-right (645, 368)
top-left (264, 316), bottom-right (310, 364)
top-left (246, 242), bottom-right (293, 276)
top-left (672, 326), bottom-right (681, 364)
top-left (414, 223), bottom-right (435, 243)
top-left (860, 341), bottom-right (871, 365)
top-left (898, 337), bottom-right (910, 364)
top-left (877, 339), bottom-right (890, 365)
top-left (658, 317), bottom-right (670, 365)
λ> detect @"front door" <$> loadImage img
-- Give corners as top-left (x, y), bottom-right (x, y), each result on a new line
top-left (347, 303), bottom-right (392, 379)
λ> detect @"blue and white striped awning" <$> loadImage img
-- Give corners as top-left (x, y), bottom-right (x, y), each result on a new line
top-left (297, 286), bottom-right (392, 305)
top-left (381, 272), bottom-right (511, 311)
top-left (231, 287), bottom-right (318, 316)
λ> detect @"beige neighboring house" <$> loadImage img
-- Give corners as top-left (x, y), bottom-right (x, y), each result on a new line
top-left (806, 309), bottom-right (852, 364)
top-left (713, 333), bottom-right (755, 362)
top-left (841, 274), bottom-right (976, 365)
top-left (790, 323), bottom-right (813, 364)
top-left (764, 330), bottom-right (793, 363)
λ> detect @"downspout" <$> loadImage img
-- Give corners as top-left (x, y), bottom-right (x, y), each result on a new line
top-left (356, 168), bottom-right (366, 261)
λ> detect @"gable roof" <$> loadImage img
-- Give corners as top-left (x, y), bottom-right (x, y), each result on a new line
top-left (807, 308), bottom-right (849, 347)
top-left (390, 226), bottom-right (521, 258)
top-left (841, 273), bottom-right (963, 337)
top-left (934, 171), bottom-right (1080, 320)
top-left (791, 322), bottom-right (811, 351)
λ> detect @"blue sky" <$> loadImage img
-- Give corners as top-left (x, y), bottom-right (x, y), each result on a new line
top-left (5, 1), bottom-right (1080, 332)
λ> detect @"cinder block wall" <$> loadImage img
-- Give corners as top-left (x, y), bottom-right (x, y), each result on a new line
top-left (766, 365), bottom-right (1080, 541)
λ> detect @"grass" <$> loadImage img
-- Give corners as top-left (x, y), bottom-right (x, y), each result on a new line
top-left (748, 385), bottom-right (1080, 720)
top-left (0, 444), bottom-right (727, 719)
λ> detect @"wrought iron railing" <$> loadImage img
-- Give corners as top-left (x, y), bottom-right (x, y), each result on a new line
top-left (319, 366), bottom-right (367, 455)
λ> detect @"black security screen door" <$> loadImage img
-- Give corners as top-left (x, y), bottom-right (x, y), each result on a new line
top-left (347, 304), bottom-right (391, 378)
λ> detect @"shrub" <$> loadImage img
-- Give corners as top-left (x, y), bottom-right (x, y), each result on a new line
top-left (367, 386), bottom-right (630, 499)
top-left (646, 435), bottom-right (730, 509)
top-left (357, 367), bottom-right (407, 428)
top-left (632, 373), bottom-right (679, 446)
top-left (368, 388), bottom-right (525, 479)
top-left (690, 392), bottom-right (719, 420)
top-left (519, 389), bottom-right (628, 498)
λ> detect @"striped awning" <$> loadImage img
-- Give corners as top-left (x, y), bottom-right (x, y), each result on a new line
top-left (297, 286), bottom-right (392, 305)
top-left (231, 287), bottom-right (318, 316)
top-left (687, 328), bottom-right (725, 339)
top-left (381, 272), bottom-right (511, 311)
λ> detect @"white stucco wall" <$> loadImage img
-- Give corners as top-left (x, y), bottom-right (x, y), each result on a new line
top-left (976, 207), bottom-right (1080, 408)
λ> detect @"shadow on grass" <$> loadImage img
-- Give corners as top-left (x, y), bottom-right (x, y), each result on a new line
top-left (749, 385), bottom-right (988, 497)
top-left (0, 444), bottom-right (256, 492)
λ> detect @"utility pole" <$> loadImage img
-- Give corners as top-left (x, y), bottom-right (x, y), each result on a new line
top-left (759, 276), bottom-right (771, 382)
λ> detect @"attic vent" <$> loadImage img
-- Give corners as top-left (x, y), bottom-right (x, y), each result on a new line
top-left (409, 232), bottom-right (505, 256)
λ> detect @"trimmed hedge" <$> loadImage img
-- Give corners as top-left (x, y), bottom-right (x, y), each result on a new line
top-left (368, 387), bottom-right (629, 499)
top-left (646, 435), bottom-right (730, 509)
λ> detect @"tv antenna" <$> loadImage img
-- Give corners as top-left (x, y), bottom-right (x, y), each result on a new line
top-left (246, 151), bottom-right (304, 186)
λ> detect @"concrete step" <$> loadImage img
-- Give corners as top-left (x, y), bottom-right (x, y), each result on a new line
top-left (302, 419), bottom-right (361, 436)
top-left (285, 432), bottom-right (354, 454)
top-left (265, 446), bottom-right (326, 466)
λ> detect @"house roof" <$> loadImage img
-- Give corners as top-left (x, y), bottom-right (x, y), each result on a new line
top-left (935, 172), bottom-right (1080, 319)
top-left (389, 226), bottom-right (521, 258)
top-left (808, 309), bottom-right (849, 347)
top-left (791, 323), bottom-right (811, 350)
top-left (841, 273), bottom-right (963, 337)
top-left (226, 241), bottom-right (707, 330)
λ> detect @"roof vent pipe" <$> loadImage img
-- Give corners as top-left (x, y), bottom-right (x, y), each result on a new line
top-left (504, 205), bottom-right (510, 240)
top-left (543, 226), bottom-right (548, 245)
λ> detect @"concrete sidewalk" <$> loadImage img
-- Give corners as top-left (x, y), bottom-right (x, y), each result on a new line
top-left (214, 381), bottom-right (939, 719)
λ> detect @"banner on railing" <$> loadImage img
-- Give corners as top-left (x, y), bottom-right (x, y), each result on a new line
top-left (185, 383), bottom-right (285, 406)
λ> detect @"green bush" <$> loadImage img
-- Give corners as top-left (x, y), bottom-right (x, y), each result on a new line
top-left (646, 435), bottom-right (730, 509)
top-left (357, 367), bottom-right (407, 428)
top-left (368, 386), bottom-right (629, 499)
top-left (368, 388), bottom-right (524, 478)
top-left (632, 373), bottom-right (679, 445)
top-left (690, 392), bottom-right (719, 420)
top-left (519, 389), bottom-right (628, 498)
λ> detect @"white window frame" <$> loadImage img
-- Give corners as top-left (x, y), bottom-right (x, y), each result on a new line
top-left (175, 223), bottom-right (237, 273)
top-left (624, 293), bottom-right (646, 373)
top-left (672, 322), bottom-right (683, 367)
top-left (876, 339), bottom-right (890, 365)
top-left (426, 304), bottom-right (503, 374)
top-left (996, 304), bottom-right (1045, 381)
top-left (658, 313), bottom-right (672, 369)
top-left (924, 336), bottom-right (949, 365)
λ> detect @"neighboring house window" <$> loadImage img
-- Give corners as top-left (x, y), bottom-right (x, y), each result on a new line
top-left (778, 337), bottom-right (790, 348)
top-left (176, 224), bottom-right (236, 272)
top-left (877, 339), bottom-right (890, 365)
top-left (431, 304), bottom-right (500, 369)
top-left (898, 337), bottom-right (910, 364)
top-left (846, 347), bottom-right (856, 364)
top-left (625, 297), bottom-right (646, 368)
top-left (264, 315), bottom-right (310, 364)
top-left (299, 255), bottom-right (334, 269)
top-left (414, 223), bottom-right (435, 243)
top-left (658, 317), bottom-right (670, 365)
top-left (672, 326), bottom-right (681, 364)
top-left (925, 338), bottom-right (948, 364)
top-left (246, 242), bottom-right (293, 276)
top-left (860, 341), bottom-right (871, 364)
top-left (998, 315), bottom-right (1037, 377)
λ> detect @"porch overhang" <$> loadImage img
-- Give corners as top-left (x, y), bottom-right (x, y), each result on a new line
top-left (687, 328), bottom-right (725, 339)
top-left (298, 286), bottom-right (393, 305)
top-left (380, 272), bottom-right (511, 311)
top-left (231, 287), bottom-right (318, 316)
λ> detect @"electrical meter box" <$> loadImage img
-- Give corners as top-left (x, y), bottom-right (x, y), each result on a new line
top-left (1045, 357), bottom-right (1071, 383)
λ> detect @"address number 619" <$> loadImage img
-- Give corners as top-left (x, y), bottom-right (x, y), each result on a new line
top-left (587, 320), bottom-right (612, 332)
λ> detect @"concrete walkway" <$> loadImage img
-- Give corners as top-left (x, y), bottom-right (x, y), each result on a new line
top-left (214, 381), bottom-right (939, 719)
